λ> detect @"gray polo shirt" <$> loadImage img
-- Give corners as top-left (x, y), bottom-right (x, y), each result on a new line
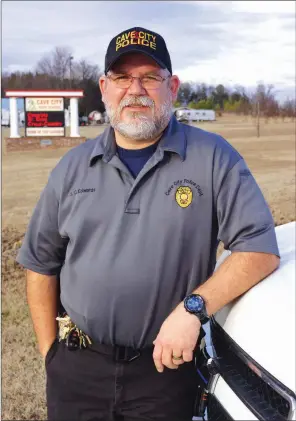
top-left (17, 116), bottom-right (279, 348)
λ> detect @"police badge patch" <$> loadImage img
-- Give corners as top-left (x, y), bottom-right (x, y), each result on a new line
top-left (175, 186), bottom-right (193, 208)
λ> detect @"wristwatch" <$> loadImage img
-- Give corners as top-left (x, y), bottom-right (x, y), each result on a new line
top-left (184, 294), bottom-right (209, 325)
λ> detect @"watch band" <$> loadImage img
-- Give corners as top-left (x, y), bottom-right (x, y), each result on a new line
top-left (197, 312), bottom-right (209, 325)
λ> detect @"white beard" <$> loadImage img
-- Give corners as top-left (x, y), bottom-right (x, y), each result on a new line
top-left (103, 95), bottom-right (173, 141)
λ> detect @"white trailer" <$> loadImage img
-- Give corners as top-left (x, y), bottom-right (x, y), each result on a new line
top-left (175, 108), bottom-right (215, 122)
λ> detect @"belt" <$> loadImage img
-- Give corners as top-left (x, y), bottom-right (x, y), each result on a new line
top-left (56, 313), bottom-right (149, 363)
top-left (66, 338), bottom-right (148, 363)
top-left (90, 342), bottom-right (144, 363)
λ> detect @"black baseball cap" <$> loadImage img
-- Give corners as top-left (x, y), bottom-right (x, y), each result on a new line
top-left (104, 27), bottom-right (172, 75)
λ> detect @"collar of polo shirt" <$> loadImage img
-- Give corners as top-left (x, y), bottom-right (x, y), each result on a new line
top-left (89, 115), bottom-right (186, 166)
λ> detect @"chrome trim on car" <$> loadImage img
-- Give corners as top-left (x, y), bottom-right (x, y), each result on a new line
top-left (208, 373), bottom-right (220, 394)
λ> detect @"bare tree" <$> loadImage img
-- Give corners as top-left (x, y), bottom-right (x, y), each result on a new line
top-left (212, 84), bottom-right (229, 109)
top-left (72, 59), bottom-right (100, 82)
top-left (36, 46), bottom-right (74, 89)
top-left (280, 99), bottom-right (296, 121)
top-left (177, 82), bottom-right (193, 105)
top-left (251, 83), bottom-right (278, 120)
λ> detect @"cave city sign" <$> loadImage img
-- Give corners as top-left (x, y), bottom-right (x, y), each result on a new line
top-left (25, 97), bottom-right (65, 137)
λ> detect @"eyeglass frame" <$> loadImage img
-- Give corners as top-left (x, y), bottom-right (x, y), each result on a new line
top-left (106, 72), bottom-right (171, 90)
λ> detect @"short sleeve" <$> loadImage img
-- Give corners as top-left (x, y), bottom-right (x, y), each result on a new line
top-left (216, 158), bottom-right (280, 257)
top-left (16, 174), bottom-right (68, 275)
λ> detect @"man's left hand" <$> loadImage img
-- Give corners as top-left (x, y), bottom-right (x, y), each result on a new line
top-left (152, 302), bottom-right (201, 372)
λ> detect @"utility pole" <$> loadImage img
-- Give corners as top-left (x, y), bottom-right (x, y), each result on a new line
top-left (256, 98), bottom-right (260, 138)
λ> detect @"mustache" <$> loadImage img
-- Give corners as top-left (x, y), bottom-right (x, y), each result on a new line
top-left (118, 96), bottom-right (155, 113)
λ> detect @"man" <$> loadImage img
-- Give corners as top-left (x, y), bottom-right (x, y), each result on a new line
top-left (17, 27), bottom-right (280, 421)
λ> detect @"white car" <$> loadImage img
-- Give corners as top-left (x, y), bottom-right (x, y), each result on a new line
top-left (196, 221), bottom-right (296, 420)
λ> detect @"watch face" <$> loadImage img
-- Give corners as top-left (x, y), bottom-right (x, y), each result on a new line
top-left (187, 295), bottom-right (203, 312)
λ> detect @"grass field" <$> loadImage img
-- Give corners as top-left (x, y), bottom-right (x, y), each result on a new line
top-left (2, 114), bottom-right (295, 420)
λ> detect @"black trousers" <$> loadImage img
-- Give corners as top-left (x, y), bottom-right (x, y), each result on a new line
top-left (46, 339), bottom-right (199, 421)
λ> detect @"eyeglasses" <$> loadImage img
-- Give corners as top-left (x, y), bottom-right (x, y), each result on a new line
top-left (107, 73), bottom-right (170, 90)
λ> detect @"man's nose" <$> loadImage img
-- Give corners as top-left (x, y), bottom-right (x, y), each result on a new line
top-left (127, 77), bottom-right (147, 95)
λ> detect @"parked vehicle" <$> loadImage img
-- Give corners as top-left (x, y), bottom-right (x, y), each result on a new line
top-left (196, 221), bottom-right (296, 420)
top-left (175, 108), bottom-right (215, 123)
top-left (1, 109), bottom-right (10, 127)
top-left (79, 116), bottom-right (88, 126)
top-left (1, 109), bottom-right (26, 127)
top-left (88, 110), bottom-right (104, 125)
top-left (19, 111), bottom-right (25, 127)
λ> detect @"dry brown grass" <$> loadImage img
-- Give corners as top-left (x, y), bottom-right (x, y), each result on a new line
top-left (2, 114), bottom-right (295, 420)
top-left (2, 228), bottom-right (47, 420)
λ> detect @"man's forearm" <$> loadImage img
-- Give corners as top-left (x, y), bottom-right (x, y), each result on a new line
top-left (26, 269), bottom-right (58, 357)
top-left (194, 252), bottom-right (280, 316)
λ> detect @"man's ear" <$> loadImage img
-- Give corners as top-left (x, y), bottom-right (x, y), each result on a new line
top-left (169, 75), bottom-right (181, 102)
top-left (99, 75), bottom-right (107, 96)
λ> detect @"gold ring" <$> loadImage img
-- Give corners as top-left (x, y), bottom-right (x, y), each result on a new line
top-left (172, 355), bottom-right (183, 360)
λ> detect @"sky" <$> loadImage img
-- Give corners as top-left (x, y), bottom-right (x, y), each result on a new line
top-left (2, 0), bottom-right (296, 103)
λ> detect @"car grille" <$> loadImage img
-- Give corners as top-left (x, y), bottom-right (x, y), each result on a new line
top-left (211, 320), bottom-right (294, 420)
top-left (207, 394), bottom-right (233, 420)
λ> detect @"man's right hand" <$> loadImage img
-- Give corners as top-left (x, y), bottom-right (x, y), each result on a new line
top-left (40, 337), bottom-right (57, 359)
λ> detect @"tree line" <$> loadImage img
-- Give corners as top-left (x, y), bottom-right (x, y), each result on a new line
top-left (2, 47), bottom-right (105, 117)
top-left (175, 82), bottom-right (295, 120)
top-left (2, 46), bottom-right (295, 120)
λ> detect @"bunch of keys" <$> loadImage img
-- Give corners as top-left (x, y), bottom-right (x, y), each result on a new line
top-left (56, 314), bottom-right (92, 351)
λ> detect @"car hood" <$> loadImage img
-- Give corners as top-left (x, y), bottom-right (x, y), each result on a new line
top-left (214, 221), bottom-right (296, 392)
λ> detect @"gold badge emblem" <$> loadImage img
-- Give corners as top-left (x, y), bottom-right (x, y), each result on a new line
top-left (175, 186), bottom-right (193, 208)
